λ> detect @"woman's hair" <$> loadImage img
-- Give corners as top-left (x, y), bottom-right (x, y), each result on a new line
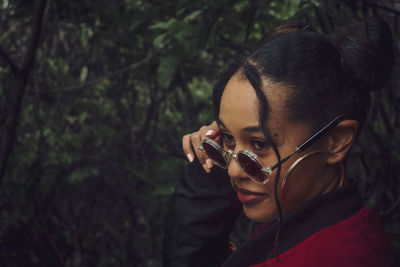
top-left (212, 18), bottom-right (394, 257)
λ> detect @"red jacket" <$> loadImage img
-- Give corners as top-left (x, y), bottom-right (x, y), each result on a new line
top-left (250, 207), bottom-right (394, 267)
top-left (163, 161), bottom-right (395, 267)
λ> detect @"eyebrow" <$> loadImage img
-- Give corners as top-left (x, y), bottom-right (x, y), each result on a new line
top-left (216, 118), bottom-right (263, 133)
top-left (243, 125), bottom-right (263, 133)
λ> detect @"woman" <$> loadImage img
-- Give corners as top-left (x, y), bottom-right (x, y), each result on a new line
top-left (163, 18), bottom-right (395, 267)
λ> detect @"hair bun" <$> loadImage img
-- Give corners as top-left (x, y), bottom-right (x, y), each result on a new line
top-left (331, 18), bottom-right (394, 92)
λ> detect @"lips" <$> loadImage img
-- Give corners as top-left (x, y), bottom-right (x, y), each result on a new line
top-left (236, 188), bottom-right (268, 205)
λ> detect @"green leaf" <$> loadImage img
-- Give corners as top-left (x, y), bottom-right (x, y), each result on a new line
top-left (150, 185), bottom-right (174, 197)
top-left (129, 19), bottom-right (145, 31)
top-left (80, 66), bottom-right (88, 82)
top-left (183, 10), bottom-right (202, 22)
top-left (157, 55), bottom-right (178, 87)
top-left (149, 18), bottom-right (176, 30)
top-left (79, 112), bottom-right (89, 123)
top-left (153, 33), bottom-right (167, 49)
top-left (68, 168), bottom-right (99, 183)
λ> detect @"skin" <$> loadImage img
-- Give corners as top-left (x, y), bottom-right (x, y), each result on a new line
top-left (183, 71), bottom-right (359, 223)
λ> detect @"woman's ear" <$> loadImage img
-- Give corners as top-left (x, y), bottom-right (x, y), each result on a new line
top-left (325, 119), bottom-right (359, 164)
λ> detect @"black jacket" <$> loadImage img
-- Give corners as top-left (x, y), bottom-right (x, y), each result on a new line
top-left (163, 160), bottom-right (241, 266)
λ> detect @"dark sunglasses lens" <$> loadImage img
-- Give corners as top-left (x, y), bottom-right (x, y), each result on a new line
top-left (237, 152), bottom-right (265, 182)
top-left (202, 141), bottom-right (227, 167)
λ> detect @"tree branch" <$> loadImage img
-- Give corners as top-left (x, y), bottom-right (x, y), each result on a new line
top-left (45, 49), bottom-right (160, 93)
top-left (219, 34), bottom-right (247, 55)
top-left (0, 45), bottom-right (21, 77)
top-left (21, 0), bottom-right (48, 81)
top-left (366, 1), bottom-right (400, 15)
top-left (0, 0), bottom-right (48, 184)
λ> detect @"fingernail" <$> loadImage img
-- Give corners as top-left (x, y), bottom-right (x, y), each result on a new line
top-left (205, 130), bottom-right (213, 137)
top-left (186, 153), bottom-right (194, 163)
top-left (203, 164), bottom-right (210, 173)
top-left (206, 159), bottom-right (213, 169)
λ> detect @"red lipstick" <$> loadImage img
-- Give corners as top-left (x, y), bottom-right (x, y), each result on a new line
top-left (236, 188), bottom-right (267, 205)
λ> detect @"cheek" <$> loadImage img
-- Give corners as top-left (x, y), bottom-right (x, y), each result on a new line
top-left (280, 153), bottom-right (326, 209)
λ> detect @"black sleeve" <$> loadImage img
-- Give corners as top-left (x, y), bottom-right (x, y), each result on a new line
top-left (162, 159), bottom-right (241, 267)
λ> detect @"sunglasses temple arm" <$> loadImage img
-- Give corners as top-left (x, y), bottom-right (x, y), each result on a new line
top-left (296, 115), bottom-right (344, 153)
top-left (264, 115), bottom-right (343, 174)
top-left (267, 150), bottom-right (298, 173)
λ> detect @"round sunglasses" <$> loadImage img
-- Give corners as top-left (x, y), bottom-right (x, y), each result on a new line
top-left (198, 115), bottom-right (343, 184)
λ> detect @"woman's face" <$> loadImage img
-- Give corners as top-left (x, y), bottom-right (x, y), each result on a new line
top-left (218, 73), bottom-right (333, 222)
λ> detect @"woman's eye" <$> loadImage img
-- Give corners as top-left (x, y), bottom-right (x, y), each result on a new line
top-left (221, 133), bottom-right (235, 146)
top-left (252, 140), bottom-right (269, 151)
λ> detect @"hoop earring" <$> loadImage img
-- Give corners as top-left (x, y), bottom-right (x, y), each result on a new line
top-left (281, 150), bottom-right (329, 210)
top-left (338, 163), bottom-right (344, 187)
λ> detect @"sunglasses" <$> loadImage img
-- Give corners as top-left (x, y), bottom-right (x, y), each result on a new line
top-left (199, 115), bottom-right (344, 184)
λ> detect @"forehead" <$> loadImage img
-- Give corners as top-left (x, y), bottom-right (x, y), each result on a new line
top-left (219, 75), bottom-right (259, 126)
top-left (219, 74), bottom-right (289, 130)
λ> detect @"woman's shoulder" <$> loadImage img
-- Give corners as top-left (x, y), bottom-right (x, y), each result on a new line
top-left (314, 207), bottom-right (391, 248)
top-left (267, 207), bottom-right (394, 267)
top-left (320, 206), bottom-right (386, 234)
top-left (313, 207), bottom-right (393, 266)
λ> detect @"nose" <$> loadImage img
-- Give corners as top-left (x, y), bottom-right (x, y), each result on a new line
top-left (227, 148), bottom-right (248, 182)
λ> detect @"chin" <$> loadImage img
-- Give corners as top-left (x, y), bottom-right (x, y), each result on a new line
top-left (243, 204), bottom-right (277, 223)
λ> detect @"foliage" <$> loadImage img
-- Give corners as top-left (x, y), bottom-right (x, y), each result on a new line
top-left (0, 0), bottom-right (399, 266)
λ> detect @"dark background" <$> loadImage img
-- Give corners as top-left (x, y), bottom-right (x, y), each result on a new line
top-left (0, 0), bottom-right (399, 266)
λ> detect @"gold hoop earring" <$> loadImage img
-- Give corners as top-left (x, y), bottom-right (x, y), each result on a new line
top-left (320, 162), bottom-right (345, 195)
top-left (281, 150), bottom-right (329, 210)
top-left (338, 163), bottom-right (344, 187)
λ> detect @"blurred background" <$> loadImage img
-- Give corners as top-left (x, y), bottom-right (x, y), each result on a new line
top-left (0, 0), bottom-right (399, 266)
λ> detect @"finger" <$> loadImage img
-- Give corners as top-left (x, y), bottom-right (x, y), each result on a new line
top-left (199, 122), bottom-right (221, 172)
top-left (191, 133), bottom-right (211, 173)
top-left (205, 158), bottom-right (213, 169)
top-left (199, 122), bottom-right (219, 141)
top-left (202, 163), bottom-right (211, 173)
top-left (213, 134), bottom-right (221, 144)
top-left (205, 129), bottom-right (214, 137)
top-left (205, 121), bottom-right (220, 139)
top-left (182, 134), bottom-right (194, 162)
top-left (203, 123), bottom-right (221, 146)
top-left (199, 124), bottom-right (216, 138)
top-left (203, 158), bottom-right (215, 174)
top-left (191, 133), bottom-right (206, 164)
top-left (198, 126), bottom-right (208, 139)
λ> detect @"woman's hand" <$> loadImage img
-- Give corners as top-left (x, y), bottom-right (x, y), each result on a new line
top-left (182, 121), bottom-right (220, 173)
